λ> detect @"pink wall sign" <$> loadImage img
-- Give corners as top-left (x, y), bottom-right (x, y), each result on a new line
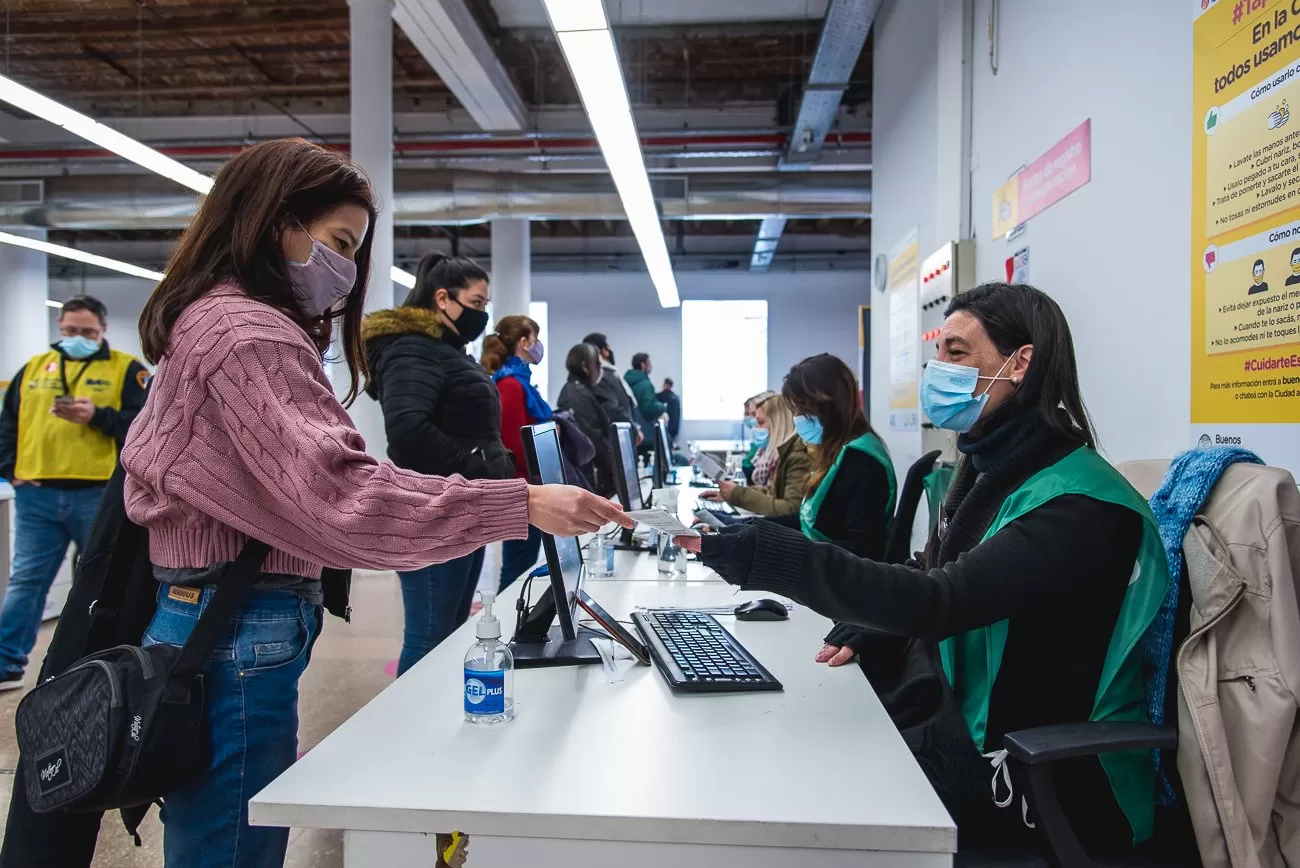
top-left (1016, 119), bottom-right (1092, 224)
top-left (992, 119), bottom-right (1092, 237)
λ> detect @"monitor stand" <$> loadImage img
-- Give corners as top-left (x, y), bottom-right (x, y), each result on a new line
top-left (613, 526), bottom-right (653, 552)
top-left (510, 625), bottom-right (604, 668)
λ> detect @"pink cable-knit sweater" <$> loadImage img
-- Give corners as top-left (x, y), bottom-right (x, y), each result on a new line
top-left (122, 284), bottom-right (530, 579)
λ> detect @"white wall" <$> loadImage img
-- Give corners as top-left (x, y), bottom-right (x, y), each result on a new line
top-left (533, 270), bottom-right (869, 442)
top-left (870, 0), bottom-right (1193, 474)
top-left (49, 277), bottom-right (153, 366)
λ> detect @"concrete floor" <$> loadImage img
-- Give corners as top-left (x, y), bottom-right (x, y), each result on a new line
top-left (0, 569), bottom-right (412, 868)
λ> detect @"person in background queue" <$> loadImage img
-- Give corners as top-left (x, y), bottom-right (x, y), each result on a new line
top-left (624, 352), bottom-right (667, 430)
top-left (583, 332), bottom-right (646, 444)
top-left (0, 295), bottom-right (148, 692)
top-left (657, 377), bottom-right (681, 445)
top-left (79, 139), bottom-right (626, 868)
top-left (557, 343), bottom-right (615, 497)
top-left (482, 314), bottom-right (552, 592)
top-left (364, 251), bottom-right (515, 675)
top-left (677, 283), bottom-right (1168, 853)
top-left (701, 393), bottom-right (807, 517)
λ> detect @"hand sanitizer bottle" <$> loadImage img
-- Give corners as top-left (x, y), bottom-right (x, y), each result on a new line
top-left (464, 591), bottom-right (514, 725)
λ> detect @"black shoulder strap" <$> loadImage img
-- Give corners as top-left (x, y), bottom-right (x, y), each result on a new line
top-left (170, 540), bottom-right (271, 679)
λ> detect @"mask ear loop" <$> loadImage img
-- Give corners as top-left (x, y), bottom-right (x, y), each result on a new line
top-left (975, 346), bottom-right (1029, 397)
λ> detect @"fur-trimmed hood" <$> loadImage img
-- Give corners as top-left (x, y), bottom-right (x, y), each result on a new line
top-left (361, 306), bottom-right (445, 343)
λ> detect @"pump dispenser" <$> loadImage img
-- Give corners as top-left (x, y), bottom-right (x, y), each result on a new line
top-left (464, 591), bottom-right (514, 724)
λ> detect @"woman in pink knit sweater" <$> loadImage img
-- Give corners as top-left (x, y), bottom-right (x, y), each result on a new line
top-left (123, 139), bottom-right (628, 868)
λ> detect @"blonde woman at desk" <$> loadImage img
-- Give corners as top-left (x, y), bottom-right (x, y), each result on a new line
top-left (701, 393), bottom-right (808, 516)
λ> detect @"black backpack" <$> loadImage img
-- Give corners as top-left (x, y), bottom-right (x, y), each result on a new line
top-left (14, 538), bottom-right (269, 824)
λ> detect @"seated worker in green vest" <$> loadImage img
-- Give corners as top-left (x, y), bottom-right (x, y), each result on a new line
top-left (701, 393), bottom-right (808, 516)
top-left (0, 295), bottom-right (148, 691)
top-left (676, 283), bottom-right (1167, 853)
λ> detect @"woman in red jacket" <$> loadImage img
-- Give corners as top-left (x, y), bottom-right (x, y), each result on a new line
top-left (482, 315), bottom-right (549, 591)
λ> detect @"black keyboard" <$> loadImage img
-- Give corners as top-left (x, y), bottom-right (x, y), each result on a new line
top-left (632, 610), bottom-right (782, 694)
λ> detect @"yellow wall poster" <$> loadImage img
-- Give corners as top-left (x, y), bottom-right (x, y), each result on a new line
top-left (887, 226), bottom-right (920, 433)
top-left (1192, 0), bottom-right (1300, 468)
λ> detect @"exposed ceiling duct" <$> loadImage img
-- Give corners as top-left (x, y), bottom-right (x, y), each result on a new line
top-left (752, 0), bottom-right (879, 270)
top-left (1, 170), bottom-right (870, 230)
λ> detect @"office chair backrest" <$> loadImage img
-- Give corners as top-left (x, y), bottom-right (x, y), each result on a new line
top-left (883, 450), bottom-right (943, 564)
top-left (1116, 459), bottom-right (1171, 501)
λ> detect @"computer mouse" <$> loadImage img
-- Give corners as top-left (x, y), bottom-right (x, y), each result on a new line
top-left (734, 598), bottom-right (789, 621)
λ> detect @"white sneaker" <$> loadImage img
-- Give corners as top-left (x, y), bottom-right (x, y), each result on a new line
top-left (0, 674), bottom-right (25, 692)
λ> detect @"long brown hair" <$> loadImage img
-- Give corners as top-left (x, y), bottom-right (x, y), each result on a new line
top-left (782, 353), bottom-right (875, 492)
top-left (480, 314), bottom-right (538, 373)
top-left (139, 138), bottom-right (377, 403)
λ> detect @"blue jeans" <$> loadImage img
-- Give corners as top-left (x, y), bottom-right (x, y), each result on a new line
top-left (142, 585), bottom-right (321, 868)
top-left (0, 484), bottom-right (104, 678)
top-left (397, 547), bottom-right (485, 676)
top-left (499, 526), bottom-right (543, 593)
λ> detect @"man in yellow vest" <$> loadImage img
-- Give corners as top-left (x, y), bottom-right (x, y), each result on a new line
top-left (0, 295), bottom-right (147, 691)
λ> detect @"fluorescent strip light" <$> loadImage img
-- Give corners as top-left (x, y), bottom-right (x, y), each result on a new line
top-left (545, 0), bottom-right (609, 32)
top-left (0, 74), bottom-right (414, 289)
top-left (0, 73), bottom-right (213, 195)
top-left (0, 231), bottom-right (164, 281)
top-left (547, 12), bottom-right (680, 308)
top-left (391, 266), bottom-right (416, 289)
top-left (45, 299), bottom-right (64, 309)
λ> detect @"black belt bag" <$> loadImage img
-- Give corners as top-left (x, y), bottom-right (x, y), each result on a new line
top-left (14, 541), bottom-right (269, 816)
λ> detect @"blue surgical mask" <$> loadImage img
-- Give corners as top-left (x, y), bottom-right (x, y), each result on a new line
top-left (919, 353), bottom-right (1020, 433)
top-left (57, 336), bottom-right (101, 360)
top-left (793, 414), bottom-right (823, 445)
top-left (752, 427), bottom-right (769, 444)
top-left (743, 416), bottom-right (757, 429)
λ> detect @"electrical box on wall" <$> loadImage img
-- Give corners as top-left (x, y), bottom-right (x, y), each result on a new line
top-left (918, 241), bottom-right (975, 456)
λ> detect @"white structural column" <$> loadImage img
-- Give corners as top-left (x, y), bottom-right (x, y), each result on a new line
top-left (0, 230), bottom-right (50, 381)
top-left (935, 0), bottom-right (973, 242)
top-left (348, 0), bottom-right (395, 458)
top-left (490, 218), bottom-right (531, 317)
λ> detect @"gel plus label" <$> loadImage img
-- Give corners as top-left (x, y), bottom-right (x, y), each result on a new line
top-left (464, 670), bottom-right (506, 716)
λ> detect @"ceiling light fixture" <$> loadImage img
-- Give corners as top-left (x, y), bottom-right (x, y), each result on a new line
top-left (0, 230), bottom-right (165, 281)
top-left (543, 0), bottom-right (679, 308)
top-left (0, 72), bottom-right (418, 289)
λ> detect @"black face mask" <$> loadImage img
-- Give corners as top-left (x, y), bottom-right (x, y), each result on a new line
top-left (444, 295), bottom-right (489, 341)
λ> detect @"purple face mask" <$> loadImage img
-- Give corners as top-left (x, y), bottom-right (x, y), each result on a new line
top-left (525, 339), bottom-right (545, 365)
top-left (288, 233), bottom-right (357, 319)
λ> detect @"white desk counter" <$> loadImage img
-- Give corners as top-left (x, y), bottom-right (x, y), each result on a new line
top-left (251, 577), bottom-right (956, 867)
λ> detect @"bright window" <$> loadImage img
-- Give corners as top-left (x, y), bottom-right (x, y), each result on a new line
top-left (681, 300), bottom-right (768, 421)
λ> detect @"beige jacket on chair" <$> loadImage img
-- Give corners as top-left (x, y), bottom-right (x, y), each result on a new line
top-left (1176, 464), bottom-right (1300, 868)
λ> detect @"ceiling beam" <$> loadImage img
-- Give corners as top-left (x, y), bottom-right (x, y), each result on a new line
top-left (752, 0), bottom-right (878, 271)
top-left (394, 0), bottom-right (526, 132)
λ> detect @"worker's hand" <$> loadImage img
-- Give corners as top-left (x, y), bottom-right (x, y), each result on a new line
top-left (714, 479), bottom-right (737, 501)
top-left (527, 484), bottom-right (634, 536)
top-left (698, 488), bottom-right (721, 501)
top-left (51, 397), bottom-right (95, 425)
top-left (11, 478), bottom-right (39, 487)
top-left (815, 644), bottom-right (856, 667)
top-left (634, 429), bottom-right (645, 445)
top-left (674, 535), bottom-right (702, 553)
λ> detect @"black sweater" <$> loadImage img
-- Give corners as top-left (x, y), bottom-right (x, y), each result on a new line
top-left (363, 307), bottom-right (514, 480)
top-left (767, 447), bottom-right (892, 559)
top-left (701, 418), bottom-right (1142, 843)
top-left (557, 375), bottom-right (615, 497)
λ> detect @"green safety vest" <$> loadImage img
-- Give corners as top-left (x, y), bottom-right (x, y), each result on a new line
top-left (938, 446), bottom-right (1168, 843)
top-left (799, 432), bottom-right (897, 542)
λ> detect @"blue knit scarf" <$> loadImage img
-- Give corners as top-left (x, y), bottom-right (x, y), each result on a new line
top-left (1145, 445), bottom-right (1261, 801)
top-left (492, 355), bottom-right (553, 422)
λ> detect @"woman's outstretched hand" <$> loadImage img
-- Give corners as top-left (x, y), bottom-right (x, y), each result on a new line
top-left (527, 485), bottom-right (633, 536)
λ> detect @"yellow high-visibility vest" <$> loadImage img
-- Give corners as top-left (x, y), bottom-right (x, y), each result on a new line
top-left (15, 347), bottom-right (136, 482)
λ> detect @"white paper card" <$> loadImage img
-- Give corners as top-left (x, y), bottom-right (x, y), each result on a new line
top-left (624, 508), bottom-right (701, 538)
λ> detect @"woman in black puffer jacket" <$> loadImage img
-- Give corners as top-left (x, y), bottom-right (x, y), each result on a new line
top-left (363, 252), bottom-right (513, 674)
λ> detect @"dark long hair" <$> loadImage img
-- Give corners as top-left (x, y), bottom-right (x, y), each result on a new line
top-left (480, 314), bottom-right (538, 373)
top-left (139, 138), bottom-right (377, 403)
top-left (782, 353), bottom-right (874, 492)
top-left (566, 342), bottom-right (601, 386)
top-left (946, 282), bottom-right (1095, 446)
top-left (402, 252), bottom-right (489, 308)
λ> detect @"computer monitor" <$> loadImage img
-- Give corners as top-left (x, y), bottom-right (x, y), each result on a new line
top-left (512, 422), bottom-right (603, 668)
top-left (609, 422), bottom-right (644, 511)
top-left (652, 419), bottom-right (673, 489)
